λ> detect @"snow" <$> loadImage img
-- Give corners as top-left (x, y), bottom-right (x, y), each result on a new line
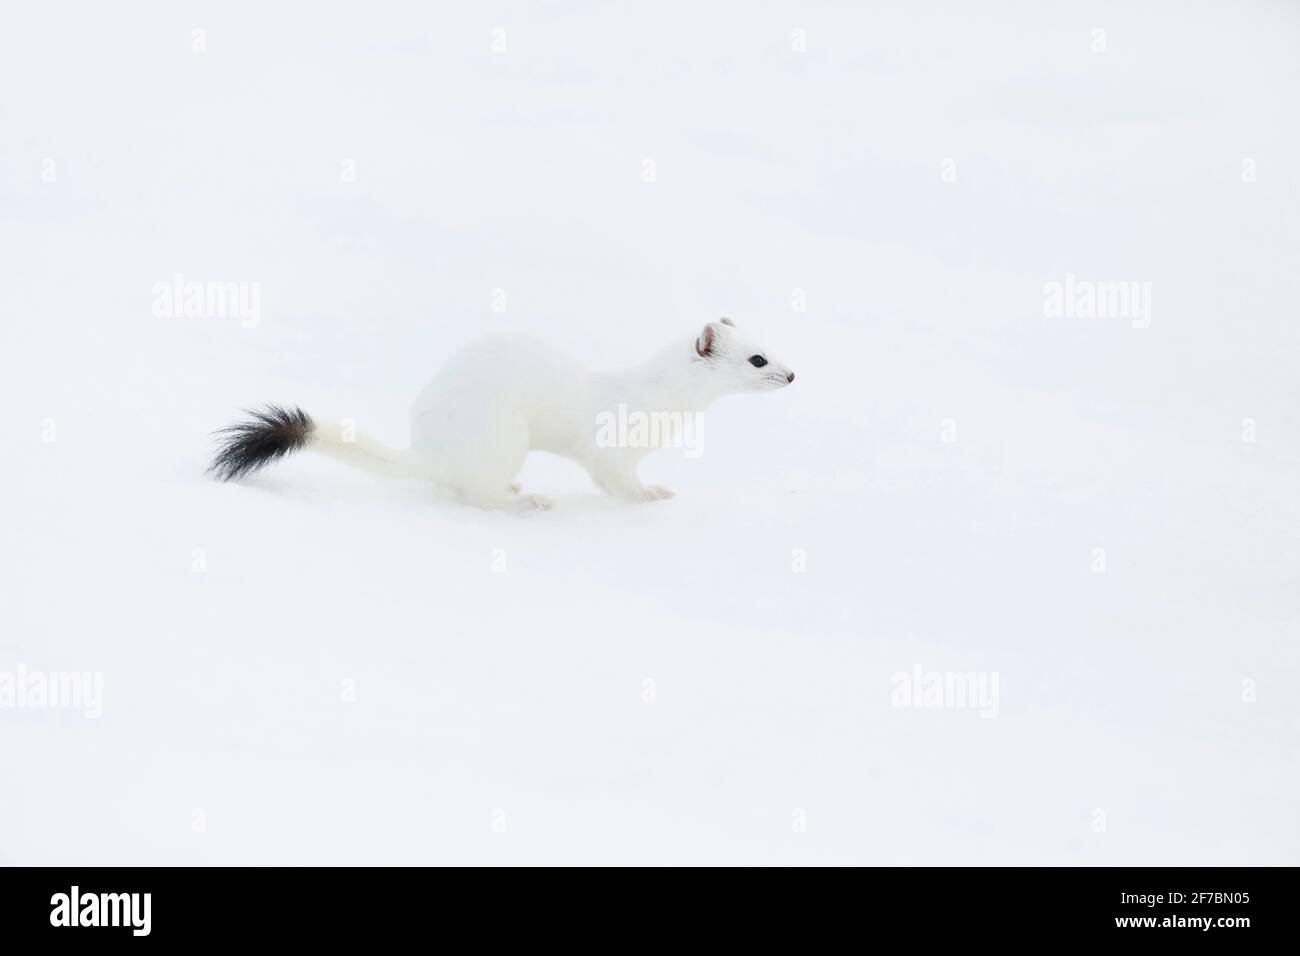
top-left (1, 1), bottom-right (1297, 864)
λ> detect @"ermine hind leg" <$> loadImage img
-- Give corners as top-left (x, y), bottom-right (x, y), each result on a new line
top-left (457, 488), bottom-right (552, 511)
top-left (435, 408), bottom-right (543, 510)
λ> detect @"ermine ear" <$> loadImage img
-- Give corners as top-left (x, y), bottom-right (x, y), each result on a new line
top-left (719, 317), bottom-right (735, 327)
top-left (695, 323), bottom-right (717, 357)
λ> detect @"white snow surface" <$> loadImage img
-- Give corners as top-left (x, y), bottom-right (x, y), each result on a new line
top-left (2, 1), bottom-right (1298, 864)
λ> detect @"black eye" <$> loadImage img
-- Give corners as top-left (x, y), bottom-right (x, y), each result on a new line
top-left (748, 355), bottom-right (767, 368)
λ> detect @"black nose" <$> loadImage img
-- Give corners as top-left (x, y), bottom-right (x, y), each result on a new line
top-left (786, 372), bottom-right (795, 383)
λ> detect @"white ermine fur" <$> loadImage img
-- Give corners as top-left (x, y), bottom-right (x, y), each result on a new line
top-left (209, 318), bottom-right (795, 510)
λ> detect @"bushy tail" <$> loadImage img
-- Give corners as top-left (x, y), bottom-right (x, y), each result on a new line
top-left (208, 404), bottom-right (420, 482)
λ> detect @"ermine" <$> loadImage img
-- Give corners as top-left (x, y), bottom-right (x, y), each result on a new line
top-left (209, 317), bottom-right (794, 510)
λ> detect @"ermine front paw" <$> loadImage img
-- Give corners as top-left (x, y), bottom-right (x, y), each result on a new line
top-left (643, 484), bottom-right (675, 501)
top-left (521, 494), bottom-right (553, 511)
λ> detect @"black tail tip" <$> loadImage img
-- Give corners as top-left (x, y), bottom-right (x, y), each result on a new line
top-left (208, 404), bottom-right (315, 482)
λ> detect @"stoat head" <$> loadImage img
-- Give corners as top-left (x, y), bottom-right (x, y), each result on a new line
top-left (692, 317), bottom-right (795, 392)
